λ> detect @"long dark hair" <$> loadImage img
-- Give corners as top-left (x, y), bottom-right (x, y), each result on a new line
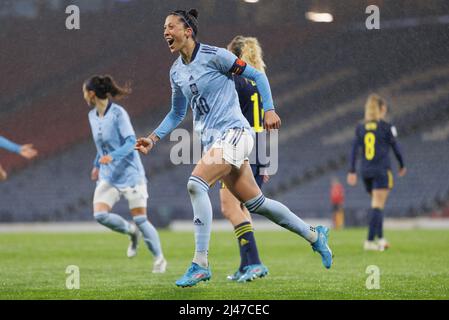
top-left (84, 75), bottom-right (131, 100)
top-left (170, 8), bottom-right (199, 38)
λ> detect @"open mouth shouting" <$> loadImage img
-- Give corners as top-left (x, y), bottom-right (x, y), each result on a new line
top-left (166, 37), bottom-right (175, 50)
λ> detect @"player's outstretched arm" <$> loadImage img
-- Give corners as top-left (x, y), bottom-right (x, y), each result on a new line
top-left (0, 136), bottom-right (37, 159)
top-left (0, 136), bottom-right (22, 154)
top-left (136, 133), bottom-right (159, 155)
top-left (136, 81), bottom-right (187, 155)
top-left (0, 138), bottom-right (37, 182)
top-left (19, 144), bottom-right (38, 159)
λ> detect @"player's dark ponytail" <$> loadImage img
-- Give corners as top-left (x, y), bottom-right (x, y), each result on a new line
top-left (85, 75), bottom-right (131, 100)
top-left (188, 9), bottom-right (198, 20)
top-left (170, 8), bottom-right (199, 38)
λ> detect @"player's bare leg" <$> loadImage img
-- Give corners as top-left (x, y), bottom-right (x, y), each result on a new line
top-left (94, 202), bottom-right (111, 214)
top-left (371, 189), bottom-right (390, 209)
top-left (220, 188), bottom-right (248, 226)
top-left (192, 147), bottom-right (233, 185)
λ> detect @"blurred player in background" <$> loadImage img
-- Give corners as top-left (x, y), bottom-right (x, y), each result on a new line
top-left (84, 75), bottom-right (167, 273)
top-left (136, 8), bottom-right (333, 287)
top-left (0, 136), bottom-right (37, 181)
top-left (220, 35), bottom-right (270, 283)
top-left (330, 176), bottom-right (345, 229)
top-left (347, 94), bottom-right (406, 251)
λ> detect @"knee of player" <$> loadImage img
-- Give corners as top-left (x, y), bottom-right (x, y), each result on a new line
top-left (220, 198), bottom-right (242, 219)
top-left (133, 214), bottom-right (149, 225)
top-left (94, 211), bottom-right (109, 223)
top-left (187, 176), bottom-right (209, 195)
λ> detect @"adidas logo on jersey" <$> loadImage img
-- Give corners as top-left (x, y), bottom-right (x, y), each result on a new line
top-left (194, 218), bottom-right (204, 226)
top-left (189, 75), bottom-right (194, 81)
top-left (240, 238), bottom-right (249, 246)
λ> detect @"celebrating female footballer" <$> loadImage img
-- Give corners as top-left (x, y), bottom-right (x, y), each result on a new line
top-left (347, 94), bottom-right (406, 251)
top-left (0, 136), bottom-right (37, 181)
top-left (136, 9), bottom-right (332, 287)
top-left (84, 75), bottom-right (167, 273)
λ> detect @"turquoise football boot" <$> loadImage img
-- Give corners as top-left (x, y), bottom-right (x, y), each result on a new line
top-left (311, 226), bottom-right (333, 269)
top-left (237, 264), bottom-right (269, 283)
top-left (227, 269), bottom-right (244, 281)
top-left (175, 262), bottom-right (211, 287)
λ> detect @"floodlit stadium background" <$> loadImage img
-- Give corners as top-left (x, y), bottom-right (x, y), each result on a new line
top-left (1, 0), bottom-right (449, 230)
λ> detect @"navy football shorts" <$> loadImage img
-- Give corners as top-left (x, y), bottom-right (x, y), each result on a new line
top-left (362, 170), bottom-right (394, 194)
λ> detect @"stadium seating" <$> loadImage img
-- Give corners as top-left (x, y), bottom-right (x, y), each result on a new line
top-left (1, 6), bottom-right (449, 224)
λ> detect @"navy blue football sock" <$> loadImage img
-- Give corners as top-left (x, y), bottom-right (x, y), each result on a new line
top-left (234, 221), bottom-right (262, 272)
top-left (367, 208), bottom-right (378, 241)
top-left (373, 208), bottom-right (384, 239)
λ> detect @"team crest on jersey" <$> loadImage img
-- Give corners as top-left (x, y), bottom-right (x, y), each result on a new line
top-left (190, 83), bottom-right (199, 95)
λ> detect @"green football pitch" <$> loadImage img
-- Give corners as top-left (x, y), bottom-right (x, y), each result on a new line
top-left (0, 229), bottom-right (448, 300)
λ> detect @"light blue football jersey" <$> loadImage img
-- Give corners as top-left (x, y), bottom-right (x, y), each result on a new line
top-left (88, 103), bottom-right (146, 189)
top-left (154, 43), bottom-right (272, 149)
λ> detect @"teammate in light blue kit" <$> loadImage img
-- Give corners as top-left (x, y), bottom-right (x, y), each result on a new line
top-left (0, 136), bottom-right (37, 181)
top-left (136, 9), bottom-right (333, 287)
top-left (84, 75), bottom-right (166, 273)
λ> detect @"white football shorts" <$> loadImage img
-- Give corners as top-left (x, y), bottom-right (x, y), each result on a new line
top-left (93, 180), bottom-right (148, 210)
top-left (211, 128), bottom-right (254, 168)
